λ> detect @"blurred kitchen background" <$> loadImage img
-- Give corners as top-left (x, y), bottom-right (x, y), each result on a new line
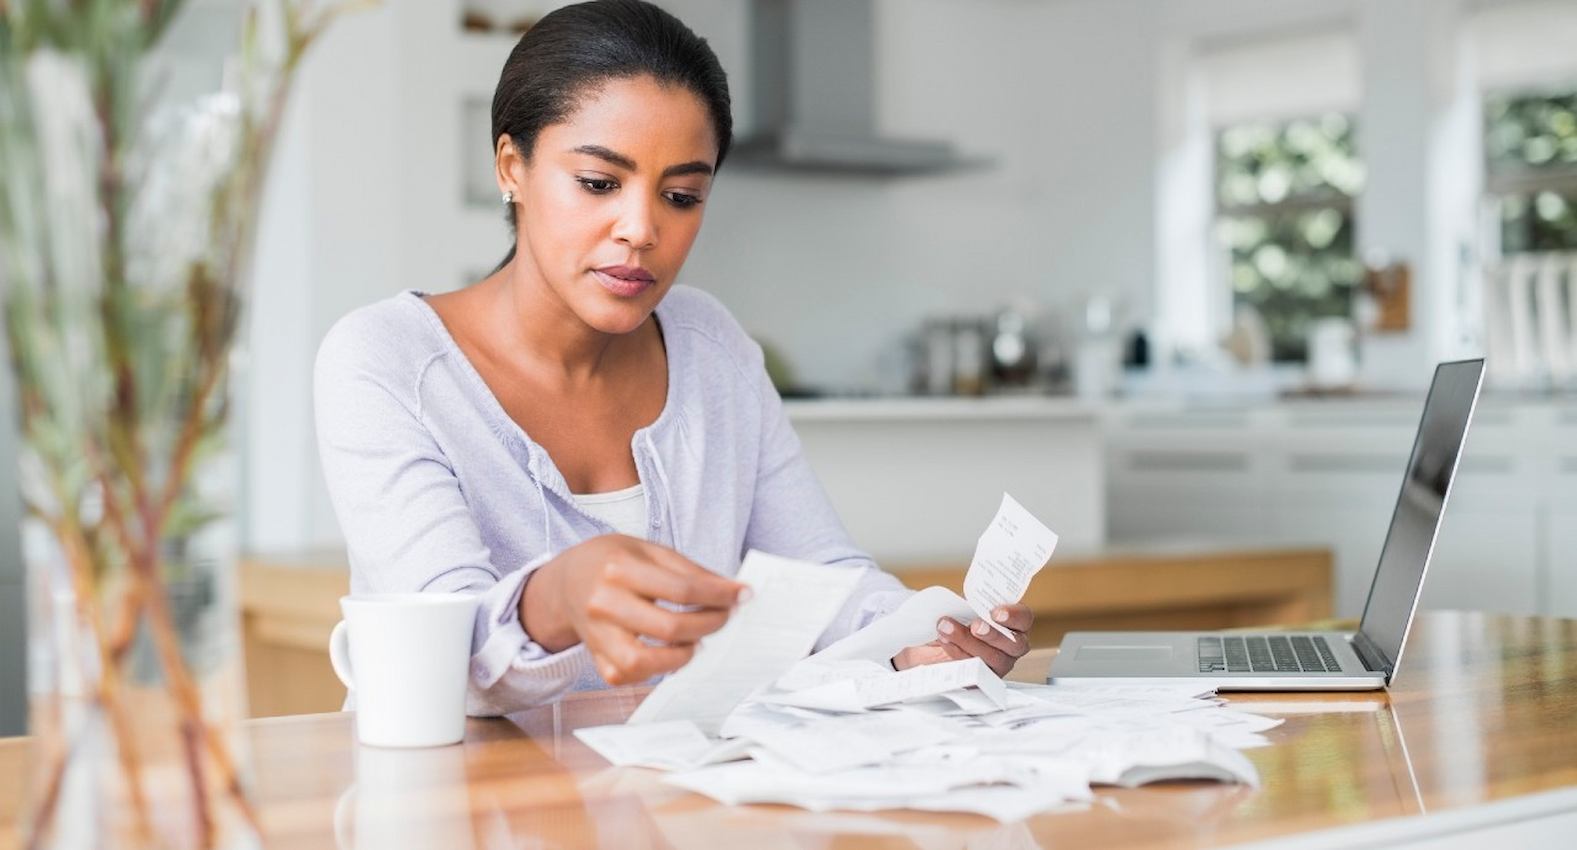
top-left (5, 0), bottom-right (1577, 728)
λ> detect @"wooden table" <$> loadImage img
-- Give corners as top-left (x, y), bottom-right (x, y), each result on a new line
top-left (5, 611), bottom-right (1575, 849)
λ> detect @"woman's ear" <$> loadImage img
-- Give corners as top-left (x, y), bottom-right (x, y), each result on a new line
top-left (495, 134), bottom-right (524, 200)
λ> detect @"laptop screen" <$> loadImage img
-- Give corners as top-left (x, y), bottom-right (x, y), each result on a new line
top-left (1357, 359), bottom-right (1485, 676)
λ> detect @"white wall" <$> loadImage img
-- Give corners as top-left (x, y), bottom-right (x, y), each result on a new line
top-left (245, 0), bottom-right (458, 552)
top-left (1353, 0), bottom-right (1486, 388)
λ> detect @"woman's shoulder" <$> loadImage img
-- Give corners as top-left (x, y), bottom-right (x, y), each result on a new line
top-left (659, 285), bottom-right (762, 368)
top-left (314, 290), bottom-right (446, 393)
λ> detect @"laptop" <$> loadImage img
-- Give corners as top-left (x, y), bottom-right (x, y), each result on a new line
top-left (1048, 358), bottom-right (1486, 691)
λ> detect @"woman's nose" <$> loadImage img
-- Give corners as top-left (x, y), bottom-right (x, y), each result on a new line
top-left (612, 197), bottom-right (657, 251)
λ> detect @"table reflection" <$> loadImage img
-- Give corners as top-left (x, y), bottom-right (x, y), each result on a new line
top-left (333, 743), bottom-right (482, 850)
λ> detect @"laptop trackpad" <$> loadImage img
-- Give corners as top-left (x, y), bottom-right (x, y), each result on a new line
top-left (1074, 645), bottom-right (1174, 662)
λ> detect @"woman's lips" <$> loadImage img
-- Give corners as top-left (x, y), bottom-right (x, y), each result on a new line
top-left (592, 268), bottom-right (655, 298)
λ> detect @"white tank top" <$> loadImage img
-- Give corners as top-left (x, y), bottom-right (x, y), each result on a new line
top-left (570, 483), bottom-right (649, 538)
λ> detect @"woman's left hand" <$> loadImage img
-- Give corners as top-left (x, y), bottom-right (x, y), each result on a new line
top-left (891, 604), bottom-right (1033, 678)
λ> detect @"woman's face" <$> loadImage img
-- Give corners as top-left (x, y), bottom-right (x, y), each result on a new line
top-left (500, 74), bottom-right (719, 336)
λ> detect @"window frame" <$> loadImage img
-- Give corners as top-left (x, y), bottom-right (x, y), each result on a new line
top-left (1481, 84), bottom-right (1577, 257)
top-left (1209, 113), bottom-right (1364, 363)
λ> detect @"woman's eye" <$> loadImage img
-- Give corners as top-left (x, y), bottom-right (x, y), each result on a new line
top-left (577, 177), bottom-right (617, 194)
top-left (666, 192), bottom-right (702, 209)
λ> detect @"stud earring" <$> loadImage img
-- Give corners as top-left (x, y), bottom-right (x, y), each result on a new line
top-left (502, 190), bottom-right (514, 205)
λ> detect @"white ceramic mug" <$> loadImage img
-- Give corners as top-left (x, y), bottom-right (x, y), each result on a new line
top-left (329, 593), bottom-right (479, 747)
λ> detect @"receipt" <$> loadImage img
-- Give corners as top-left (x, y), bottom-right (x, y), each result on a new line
top-left (811, 585), bottom-right (976, 664)
top-left (628, 550), bottom-right (862, 734)
top-left (762, 657), bottom-right (1008, 713)
top-left (574, 720), bottom-right (749, 771)
top-left (775, 658), bottom-right (892, 692)
top-left (745, 711), bottom-right (961, 774)
top-left (964, 493), bottom-right (1059, 638)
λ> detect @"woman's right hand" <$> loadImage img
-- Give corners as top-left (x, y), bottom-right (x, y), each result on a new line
top-left (519, 535), bottom-right (749, 685)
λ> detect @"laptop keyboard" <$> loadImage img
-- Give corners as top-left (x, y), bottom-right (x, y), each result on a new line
top-left (1197, 635), bottom-right (1344, 673)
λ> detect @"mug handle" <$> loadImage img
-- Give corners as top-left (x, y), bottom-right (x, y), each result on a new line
top-left (329, 620), bottom-right (354, 691)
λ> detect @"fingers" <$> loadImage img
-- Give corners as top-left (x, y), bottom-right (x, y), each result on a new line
top-left (607, 554), bottom-right (745, 610)
top-left (585, 583), bottom-right (731, 645)
top-left (937, 617), bottom-right (1014, 676)
top-left (586, 623), bottom-right (697, 686)
top-left (570, 539), bottom-right (754, 686)
top-left (627, 542), bottom-right (750, 608)
top-left (989, 603), bottom-right (1034, 634)
top-left (967, 616), bottom-right (1030, 659)
top-left (893, 641), bottom-right (968, 670)
top-left (937, 640), bottom-right (972, 662)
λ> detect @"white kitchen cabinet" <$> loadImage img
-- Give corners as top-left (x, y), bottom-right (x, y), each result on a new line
top-left (1107, 397), bottom-right (1567, 619)
top-left (1272, 505), bottom-right (1394, 619)
top-left (1427, 506), bottom-right (1541, 614)
top-left (1270, 402), bottom-right (1418, 615)
top-left (788, 398), bottom-right (1104, 565)
top-left (1545, 513), bottom-right (1577, 619)
top-left (1106, 408), bottom-right (1273, 541)
top-left (1544, 407), bottom-right (1577, 618)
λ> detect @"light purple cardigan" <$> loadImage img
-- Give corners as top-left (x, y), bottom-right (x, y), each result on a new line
top-left (313, 286), bottom-right (912, 715)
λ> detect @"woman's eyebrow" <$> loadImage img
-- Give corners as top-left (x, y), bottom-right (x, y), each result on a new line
top-left (662, 161), bottom-right (714, 179)
top-left (571, 144), bottom-right (714, 179)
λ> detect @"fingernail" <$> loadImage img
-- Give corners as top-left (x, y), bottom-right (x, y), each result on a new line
top-left (972, 621), bottom-right (989, 637)
top-left (937, 619), bottom-right (954, 635)
top-left (736, 587), bottom-right (753, 604)
top-left (993, 609), bottom-right (1009, 623)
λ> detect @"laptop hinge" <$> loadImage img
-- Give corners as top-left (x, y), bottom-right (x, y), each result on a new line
top-left (1349, 632), bottom-right (1392, 679)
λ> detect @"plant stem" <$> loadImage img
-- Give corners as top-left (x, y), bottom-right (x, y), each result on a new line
top-left (88, 66), bottom-right (154, 530)
top-left (180, 717), bottom-right (216, 850)
top-left (84, 440), bottom-right (150, 665)
top-left (130, 544), bottom-right (263, 836)
top-left (99, 670), bottom-right (156, 846)
top-left (154, 342), bottom-right (225, 530)
top-left (27, 515), bottom-right (153, 848)
top-left (24, 719), bottom-right (80, 850)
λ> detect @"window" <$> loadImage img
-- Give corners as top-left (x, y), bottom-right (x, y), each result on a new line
top-left (1213, 114), bottom-right (1365, 362)
top-left (1484, 88), bottom-right (1577, 253)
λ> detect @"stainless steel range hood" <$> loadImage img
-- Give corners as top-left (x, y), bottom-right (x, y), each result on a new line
top-left (732, 0), bottom-right (983, 176)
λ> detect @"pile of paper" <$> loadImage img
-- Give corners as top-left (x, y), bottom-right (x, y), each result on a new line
top-left (578, 655), bottom-right (1278, 821)
top-left (575, 494), bottom-right (1281, 822)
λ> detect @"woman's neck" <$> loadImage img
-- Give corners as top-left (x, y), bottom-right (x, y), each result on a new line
top-left (486, 262), bottom-right (647, 386)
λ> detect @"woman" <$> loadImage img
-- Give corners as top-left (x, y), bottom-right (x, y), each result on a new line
top-left (314, 0), bottom-right (1032, 715)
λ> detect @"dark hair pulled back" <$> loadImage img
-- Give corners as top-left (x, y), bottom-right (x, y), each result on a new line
top-left (489, 0), bottom-right (733, 271)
